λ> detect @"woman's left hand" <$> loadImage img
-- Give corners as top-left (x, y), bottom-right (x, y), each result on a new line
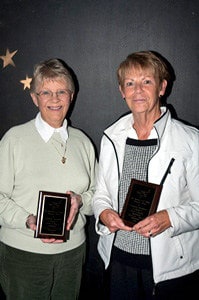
top-left (66, 190), bottom-right (83, 231)
top-left (27, 191), bottom-right (82, 243)
top-left (132, 210), bottom-right (171, 238)
top-left (42, 191), bottom-right (82, 242)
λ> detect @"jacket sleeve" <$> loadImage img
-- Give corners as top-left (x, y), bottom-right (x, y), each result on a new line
top-left (167, 129), bottom-right (199, 236)
top-left (92, 135), bottom-right (118, 235)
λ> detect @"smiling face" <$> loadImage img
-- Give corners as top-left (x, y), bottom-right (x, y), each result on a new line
top-left (119, 66), bottom-right (167, 120)
top-left (31, 77), bottom-right (73, 128)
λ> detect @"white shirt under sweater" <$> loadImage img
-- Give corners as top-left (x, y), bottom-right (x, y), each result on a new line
top-left (0, 114), bottom-right (97, 254)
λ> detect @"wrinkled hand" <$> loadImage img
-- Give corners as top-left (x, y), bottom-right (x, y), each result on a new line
top-left (26, 214), bottom-right (37, 231)
top-left (25, 191), bottom-right (82, 244)
top-left (26, 214), bottom-right (64, 244)
top-left (100, 209), bottom-right (133, 233)
top-left (132, 210), bottom-right (171, 238)
top-left (41, 190), bottom-right (82, 242)
top-left (40, 238), bottom-right (64, 243)
top-left (66, 190), bottom-right (83, 231)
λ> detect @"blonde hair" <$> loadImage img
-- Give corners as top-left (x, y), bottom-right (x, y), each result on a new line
top-left (117, 51), bottom-right (171, 88)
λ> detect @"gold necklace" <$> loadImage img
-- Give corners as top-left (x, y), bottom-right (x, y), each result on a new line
top-left (51, 139), bottom-right (67, 164)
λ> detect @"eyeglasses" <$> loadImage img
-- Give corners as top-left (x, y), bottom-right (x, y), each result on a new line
top-left (36, 89), bottom-right (71, 100)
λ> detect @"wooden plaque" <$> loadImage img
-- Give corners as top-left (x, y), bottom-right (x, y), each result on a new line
top-left (121, 179), bottom-right (162, 227)
top-left (34, 191), bottom-right (71, 241)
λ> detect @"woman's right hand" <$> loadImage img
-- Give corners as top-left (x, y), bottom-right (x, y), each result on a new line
top-left (99, 209), bottom-right (133, 232)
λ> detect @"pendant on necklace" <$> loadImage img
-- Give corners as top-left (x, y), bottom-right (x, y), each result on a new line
top-left (62, 157), bottom-right (66, 164)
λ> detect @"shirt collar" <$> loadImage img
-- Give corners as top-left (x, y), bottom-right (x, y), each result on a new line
top-left (35, 112), bottom-right (68, 143)
top-left (128, 127), bottom-right (157, 139)
top-left (127, 109), bottom-right (165, 139)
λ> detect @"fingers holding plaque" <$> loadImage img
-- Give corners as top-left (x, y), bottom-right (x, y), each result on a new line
top-left (121, 179), bottom-right (162, 227)
top-left (34, 191), bottom-right (71, 241)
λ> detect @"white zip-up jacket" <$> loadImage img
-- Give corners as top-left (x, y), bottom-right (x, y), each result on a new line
top-left (92, 107), bottom-right (199, 284)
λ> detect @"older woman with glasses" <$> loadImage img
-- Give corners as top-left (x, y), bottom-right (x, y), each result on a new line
top-left (0, 58), bottom-right (97, 300)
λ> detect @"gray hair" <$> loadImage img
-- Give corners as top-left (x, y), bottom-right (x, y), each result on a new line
top-left (30, 58), bottom-right (75, 93)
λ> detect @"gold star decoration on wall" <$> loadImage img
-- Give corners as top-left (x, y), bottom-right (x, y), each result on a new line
top-left (20, 75), bottom-right (32, 90)
top-left (0, 48), bottom-right (18, 68)
top-left (0, 47), bottom-right (32, 91)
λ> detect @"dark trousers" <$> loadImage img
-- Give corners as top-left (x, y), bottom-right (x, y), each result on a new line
top-left (107, 258), bottom-right (154, 300)
top-left (0, 241), bottom-right (86, 300)
top-left (106, 247), bottom-right (154, 300)
top-left (155, 269), bottom-right (199, 300)
top-left (106, 247), bottom-right (199, 300)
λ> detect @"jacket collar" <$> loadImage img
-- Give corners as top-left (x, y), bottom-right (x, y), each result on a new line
top-left (104, 106), bottom-right (170, 142)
